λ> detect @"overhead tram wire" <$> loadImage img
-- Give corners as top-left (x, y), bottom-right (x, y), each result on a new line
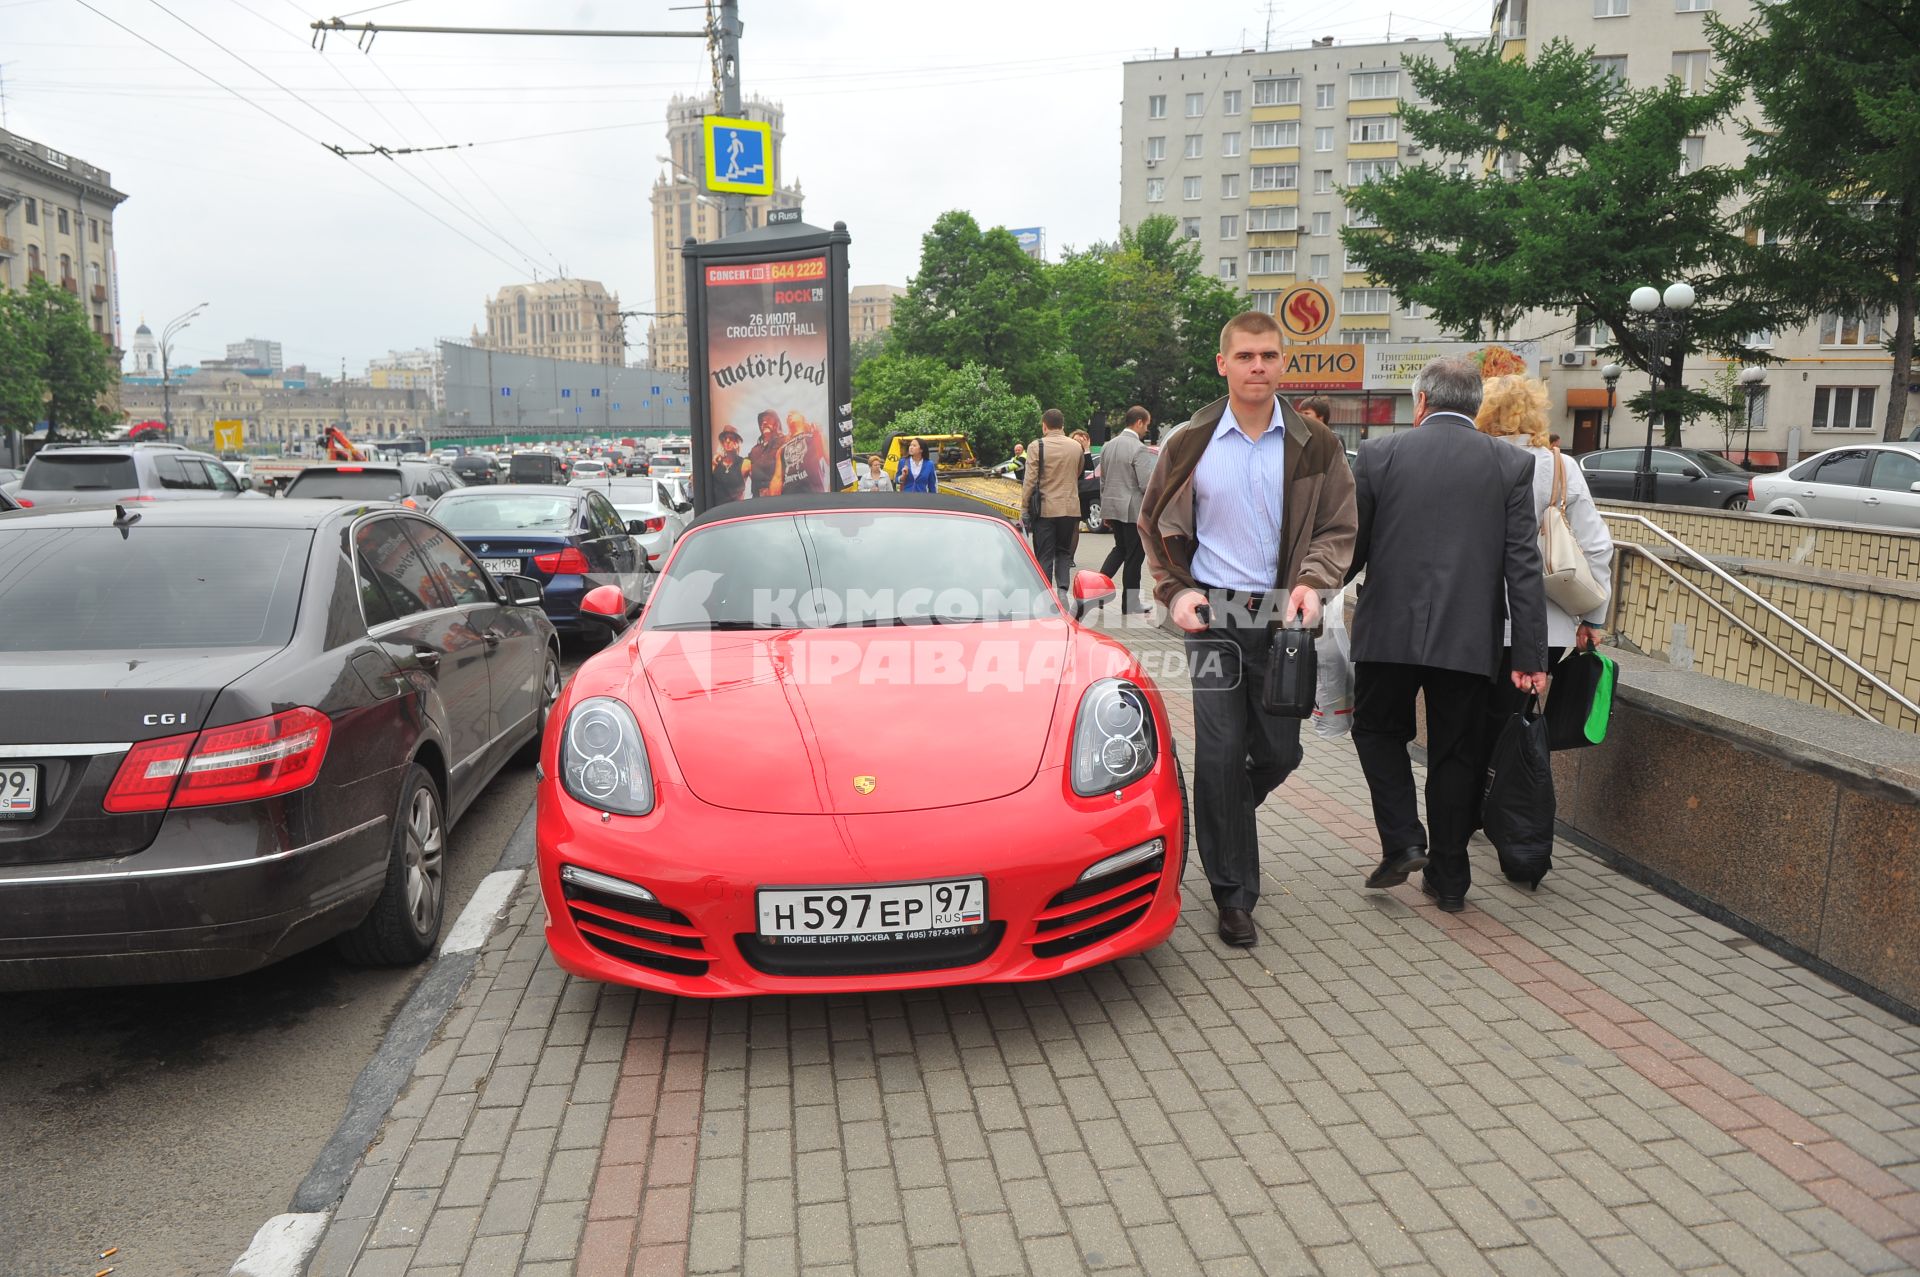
top-left (130, 0), bottom-right (550, 277)
top-left (67, 0), bottom-right (535, 277)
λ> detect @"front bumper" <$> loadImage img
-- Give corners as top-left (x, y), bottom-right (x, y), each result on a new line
top-left (536, 764), bottom-right (1183, 997)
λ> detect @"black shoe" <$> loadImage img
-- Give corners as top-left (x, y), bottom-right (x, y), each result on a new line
top-left (1419, 877), bottom-right (1466, 913)
top-left (1217, 907), bottom-right (1257, 947)
top-left (1365, 846), bottom-right (1429, 889)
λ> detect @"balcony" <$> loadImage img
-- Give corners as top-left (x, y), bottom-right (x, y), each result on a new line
top-left (1502, 19), bottom-right (1526, 39)
top-left (60, 276), bottom-right (78, 294)
top-left (28, 268), bottom-right (45, 282)
top-left (91, 284), bottom-right (107, 302)
top-left (0, 235), bottom-right (12, 255)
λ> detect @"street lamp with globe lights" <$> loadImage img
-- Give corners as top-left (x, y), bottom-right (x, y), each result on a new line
top-left (1625, 282), bottom-right (1695, 503)
top-left (1601, 363), bottom-right (1622, 449)
top-left (159, 301), bottom-right (209, 441)
top-left (1739, 365), bottom-right (1767, 470)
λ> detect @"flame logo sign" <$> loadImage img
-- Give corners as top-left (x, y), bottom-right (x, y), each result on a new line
top-left (1286, 291), bottom-right (1324, 335)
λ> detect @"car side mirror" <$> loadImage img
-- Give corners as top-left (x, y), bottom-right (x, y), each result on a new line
top-left (626, 519), bottom-right (649, 535)
top-left (1686, 471), bottom-right (1701, 480)
top-left (1071, 569), bottom-right (1117, 606)
top-left (579, 584), bottom-right (628, 630)
top-left (1910, 481), bottom-right (1920, 494)
top-left (499, 573), bottom-right (544, 606)
top-left (674, 500), bottom-right (693, 514)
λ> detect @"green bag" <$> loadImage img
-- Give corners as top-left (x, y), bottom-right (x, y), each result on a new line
top-left (1545, 648), bottom-right (1616, 751)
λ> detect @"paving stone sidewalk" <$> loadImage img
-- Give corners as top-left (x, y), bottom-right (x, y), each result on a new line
top-left (305, 619), bottom-right (1920, 1276)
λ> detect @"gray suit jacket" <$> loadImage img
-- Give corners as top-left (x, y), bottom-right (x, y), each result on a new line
top-left (1098, 428), bottom-right (1154, 525)
top-left (1346, 412), bottom-right (1549, 679)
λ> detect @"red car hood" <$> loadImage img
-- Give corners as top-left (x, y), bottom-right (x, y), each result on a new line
top-left (635, 624), bottom-right (1071, 815)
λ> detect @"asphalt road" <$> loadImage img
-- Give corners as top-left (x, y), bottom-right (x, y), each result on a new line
top-left (0, 647), bottom-right (591, 1277)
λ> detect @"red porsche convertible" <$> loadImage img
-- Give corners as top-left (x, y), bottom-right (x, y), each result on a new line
top-left (534, 493), bottom-right (1185, 996)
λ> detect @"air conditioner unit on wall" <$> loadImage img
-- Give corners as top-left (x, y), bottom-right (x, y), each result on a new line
top-left (1558, 352), bottom-right (1587, 368)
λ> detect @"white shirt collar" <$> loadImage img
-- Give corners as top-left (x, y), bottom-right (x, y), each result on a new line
top-left (1215, 397), bottom-right (1282, 442)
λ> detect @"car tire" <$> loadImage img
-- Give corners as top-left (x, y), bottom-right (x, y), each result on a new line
top-left (337, 763), bottom-right (447, 966)
top-left (1083, 500), bottom-right (1104, 533)
top-left (1724, 495), bottom-right (1749, 511)
top-left (518, 644), bottom-right (562, 764)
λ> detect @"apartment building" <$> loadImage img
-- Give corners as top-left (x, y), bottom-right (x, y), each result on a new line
top-left (648, 94), bottom-right (805, 372)
top-left (1501, 0), bottom-right (1891, 460)
top-left (478, 279), bottom-right (626, 366)
top-left (850, 284), bottom-right (906, 342)
top-left (0, 128), bottom-right (127, 349)
top-left (226, 338), bottom-right (284, 371)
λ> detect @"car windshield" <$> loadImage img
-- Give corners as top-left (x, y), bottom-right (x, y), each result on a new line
top-left (644, 511), bottom-right (1057, 630)
top-left (1689, 451), bottom-right (1745, 475)
top-left (22, 454), bottom-right (139, 491)
top-left (0, 525), bottom-right (309, 651)
top-left (285, 469), bottom-right (407, 499)
top-left (433, 493), bottom-right (578, 532)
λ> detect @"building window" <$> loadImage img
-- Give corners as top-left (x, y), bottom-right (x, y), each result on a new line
top-left (1315, 83), bottom-right (1335, 109)
top-left (1314, 126), bottom-right (1335, 152)
top-left (1812, 386), bottom-right (1876, 430)
top-left (1348, 159), bottom-right (1399, 184)
top-left (1342, 287), bottom-right (1392, 313)
top-left (1820, 311), bottom-right (1885, 347)
top-left (1220, 214), bottom-right (1241, 238)
top-left (1574, 311), bottom-right (1613, 347)
top-left (1341, 329), bottom-right (1392, 345)
top-left (58, 253), bottom-right (70, 282)
top-left (1313, 169), bottom-right (1334, 194)
top-left (1591, 56), bottom-right (1629, 91)
top-left (26, 245), bottom-right (39, 272)
top-left (1181, 217), bottom-right (1202, 239)
top-left (1222, 131), bottom-right (1241, 157)
top-left (1253, 77), bottom-right (1301, 106)
top-left (1679, 135), bottom-right (1705, 174)
top-left (89, 218), bottom-right (99, 243)
top-left (1221, 173), bottom-right (1242, 198)
top-left (1248, 249), bottom-right (1296, 275)
top-left (1219, 258), bottom-right (1238, 281)
top-left (24, 197), bottom-right (37, 225)
top-left (1186, 92), bottom-right (1206, 117)
top-left (1147, 177), bottom-right (1166, 202)
top-left (1311, 211), bottom-right (1332, 236)
top-left (1147, 136), bottom-right (1167, 161)
top-left (1185, 134), bottom-right (1204, 159)
top-left (1595, 0), bottom-right (1628, 14)
top-left (1346, 206), bottom-right (1381, 228)
top-left (1672, 50), bottom-right (1710, 93)
top-left (1184, 176), bottom-right (1204, 200)
top-left (1350, 116), bottom-right (1399, 144)
top-left (1251, 121), bottom-right (1299, 149)
top-left (1251, 165), bottom-right (1299, 190)
top-left (1349, 70), bottom-right (1400, 99)
top-left (57, 208), bottom-right (69, 234)
top-left (1745, 328), bottom-right (1774, 348)
top-left (1677, 0), bottom-right (1711, 8)
top-left (1249, 205), bottom-right (1299, 231)
top-left (1249, 291), bottom-right (1280, 314)
top-left (1149, 95), bottom-right (1167, 119)
top-left (1309, 253), bottom-right (1331, 279)
top-left (1222, 89), bottom-right (1243, 115)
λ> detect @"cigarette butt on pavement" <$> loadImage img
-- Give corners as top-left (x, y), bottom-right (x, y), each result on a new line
top-left (100, 1249), bottom-right (120, 1259)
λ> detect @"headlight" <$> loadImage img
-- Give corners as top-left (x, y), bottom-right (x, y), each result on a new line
top-left (1071, 678), bottom-right (1158, 797)
top-left (560, 696), bottom-right (654, 815)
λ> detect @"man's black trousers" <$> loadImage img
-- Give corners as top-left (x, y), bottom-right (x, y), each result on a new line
top-left (1031, 515), bottom-right (1079, 594)
top-left (1098, 521), bottom-right (1146, 608)
top-left (1351, 661), bottom-right (1492, 899)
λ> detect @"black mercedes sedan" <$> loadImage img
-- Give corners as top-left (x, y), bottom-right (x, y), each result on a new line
top-left (0, 500), bottom-right (561, 988)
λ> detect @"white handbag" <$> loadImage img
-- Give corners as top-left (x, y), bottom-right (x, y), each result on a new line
top-left (1541, 450), bottom-right (1608, 616)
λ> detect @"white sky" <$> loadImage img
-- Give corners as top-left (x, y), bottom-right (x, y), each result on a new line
top-left (4, 0), bottom-right (1494, 371)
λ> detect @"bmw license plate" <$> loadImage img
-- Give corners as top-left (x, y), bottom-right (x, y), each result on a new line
top-left (757, 878), bottom-right (986, 943)
top-left (482, 558), bottom-right (521, 576)
top-left (0, 764), bottom-right (38, 819)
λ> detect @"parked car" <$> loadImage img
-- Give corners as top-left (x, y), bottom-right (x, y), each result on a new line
top-left (1578, 447), bottom-right (1753, 510)
top-left (11, 442), bottom-right (254, 509)
top-left (0, 500), bottom-right (561, 988)
top-left (1749, 443), bottom-right (1920, 528)
top-left (282, 460), bottom-right (462, 506)
top-left (509, 452), bottom-right (569, 485)
top-left (534, 493), bottom-right (1185, 996)
top-left (428, 484), bottom-right (648, 635)
top-left (572, 475), bottom-right (693, 566)
top-left (0, 487), bottom-right (18, 513)
top-left (452, 454), bottom-right (501, 486)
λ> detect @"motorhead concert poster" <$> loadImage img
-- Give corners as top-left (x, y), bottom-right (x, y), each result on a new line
top-left (702, 255), bottom-right (833, 506)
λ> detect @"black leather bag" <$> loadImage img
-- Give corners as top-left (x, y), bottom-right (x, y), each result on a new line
top-left (1261, 626), bottom-right (1317, 717)
top-left (1023, 436), bottom-right (1045, 529)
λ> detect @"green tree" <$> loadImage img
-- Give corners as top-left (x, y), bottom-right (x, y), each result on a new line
top-left (1710, 4), bottom-right (1920, 440)
top-left (886, 362), bottom-right (1040, 466)
top-left (890, 211), bottom-right (1084, 420)
top-left (0, 278), bottom-right (119, 440)
top-left (851, 350), bottom-right (947, 453)
top-left (1342, 38), bottom-right (1787, 445)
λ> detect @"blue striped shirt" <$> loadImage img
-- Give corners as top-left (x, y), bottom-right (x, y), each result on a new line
top-left (1189, 400), bottom-right (1286, 592)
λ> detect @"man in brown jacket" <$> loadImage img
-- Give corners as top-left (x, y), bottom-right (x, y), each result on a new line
top-left (1021, 408), bottom-right (1085, 597)
top-left (1139, 310), bottom-right (1358, 947)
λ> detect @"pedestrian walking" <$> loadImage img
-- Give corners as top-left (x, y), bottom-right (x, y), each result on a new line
top-left (1097, 405), bottom-right (1156, 614)
top-left (1346, 356), bottom-right (1549, 913)
top-left (857, 454), bottom-right (895, 492)
top-left (1022, 409), bottom-right (1085, 598)
top-left (896, 437), bottom-right (938, 493)
top-left (1139, 310), bottom-right (1358, 948)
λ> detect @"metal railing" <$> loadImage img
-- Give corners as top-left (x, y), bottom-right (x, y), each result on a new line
top-left (1603, 510), bottom-right (1920, 725)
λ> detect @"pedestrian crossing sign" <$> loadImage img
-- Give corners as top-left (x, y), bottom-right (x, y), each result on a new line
top-left (704, 115), bottom-right (773, 196)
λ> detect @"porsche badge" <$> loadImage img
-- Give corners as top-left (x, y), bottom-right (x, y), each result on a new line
top-left (852, 775), bottom-right (877, 795)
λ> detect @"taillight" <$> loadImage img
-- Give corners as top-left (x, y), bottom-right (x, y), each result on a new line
top-left (641, 516), bottom-right (666, 533)
top-left (534, 547), bottom-right (591, 574)
top-left (16, 498), bottom-right (32, 507)
top-left (1748, 479), bottom-right (1756, 503)
top-left (337, 466), bottom-right (364, 473)
top-left (103, 708), bottom-right (331, 814)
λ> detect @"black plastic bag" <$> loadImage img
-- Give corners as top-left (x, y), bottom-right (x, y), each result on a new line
top-left (1483, 694), bottom-right (1556, 888)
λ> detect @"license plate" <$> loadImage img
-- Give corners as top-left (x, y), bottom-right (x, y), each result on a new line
top-left (757, 877), bottom-right (986, 942)
top-left (0, 764), bottom-right (38, 819)
top-left (482, 558), bottom-right (521, 576)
